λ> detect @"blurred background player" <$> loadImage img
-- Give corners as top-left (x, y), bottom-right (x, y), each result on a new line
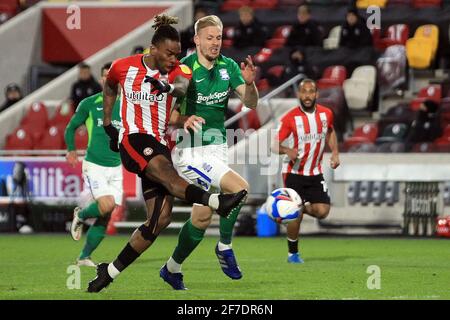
top-left (65, 62), bottom-right (122, 267)
top-left (69, 63), bottom-right (102, 110)
top-left (272, 79), bottom-right (340, 264)
top-left (88, 15), bottom-right (247, 293)
top-left (161, 15), bottom-right (259, 290)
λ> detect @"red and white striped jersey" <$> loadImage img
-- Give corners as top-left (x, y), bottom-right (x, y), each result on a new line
top-left (276, 104), bottom-right (334, 176)
top-left (107, 54), bottom-right (192, 145)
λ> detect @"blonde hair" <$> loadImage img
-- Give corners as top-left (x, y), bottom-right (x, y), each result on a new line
top-left (194, 15), bottom-right (223, 35)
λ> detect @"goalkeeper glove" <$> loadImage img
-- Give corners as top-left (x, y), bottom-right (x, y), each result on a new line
top-left (144, 76), bottom-right (173, 95)
top-left (103, 124), bottom-right (119, 152)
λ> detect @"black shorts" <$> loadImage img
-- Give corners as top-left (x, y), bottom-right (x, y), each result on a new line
top-left (284, 173), bottom-right (330, 205)
top-left (120, 133), bottom-right (171, 198)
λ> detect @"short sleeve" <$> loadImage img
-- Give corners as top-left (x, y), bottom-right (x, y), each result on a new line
top-left (327, 108), bottom-right (334, 130)
top-left (229, 59), bottom-right (245, 90)
top-left (275, 114), bottom-right (292, 142)
top-left (107, 60), bottom-right (121, 84)
top-left (169, 64), bottom-right (193, 82)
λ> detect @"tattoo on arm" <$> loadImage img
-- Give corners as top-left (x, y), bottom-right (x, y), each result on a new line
top-left (103, 79), bottom-right (118, 126)
top-left (171, 76), bottom-right (190, 98)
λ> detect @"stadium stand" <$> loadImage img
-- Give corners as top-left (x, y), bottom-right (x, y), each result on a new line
top-left (343, 65), bottom-right (377, 110)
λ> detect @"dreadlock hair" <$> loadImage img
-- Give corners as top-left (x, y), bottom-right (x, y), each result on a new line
top-left (151, 14), bottom-right (180, 45)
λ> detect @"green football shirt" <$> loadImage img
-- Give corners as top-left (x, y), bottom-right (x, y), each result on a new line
top-left (64, 92), bottom-right (121, 167)
top-left (178, 52), bottom-right (245, 147)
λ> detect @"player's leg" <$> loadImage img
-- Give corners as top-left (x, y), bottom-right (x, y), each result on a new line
top-left (122, 134), bottom-right (246, 217)
top-left (215, 170), bottom-right (249, 279)
top-left (87, 182), bottom-right (173, 293)
top-left (78, 166), bottom-right (123, 265)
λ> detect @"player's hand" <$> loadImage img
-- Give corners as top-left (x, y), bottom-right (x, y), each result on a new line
top-left (66, 151), bottom-right (78, 168)
top-left (240, 55), bottom-right (256, 85)
top-left (286, 148), bottom-right (298, 162)
top-left (103, 124), bottom-right (119, 152)
top-left (184, 115), bottom-right (205, 133)
top-left (144, 76), bottom-right (172, 96)
top-left (330, 153), bottom-right (340, 169)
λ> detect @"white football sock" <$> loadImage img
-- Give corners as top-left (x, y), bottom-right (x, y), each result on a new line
top-left (218, 241), bottom-right (232, 251)
top-left (166, 257), bottom-right (182, 273)
top-left (107, 263), bottom-right (121, 279)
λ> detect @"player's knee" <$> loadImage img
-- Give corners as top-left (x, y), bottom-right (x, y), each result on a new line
top-left (315, 207), bottom-right (330, 220)
top-left (98, 196), bottom-right (116, 215)
top-left (192, 214), bottom-right (211, 229)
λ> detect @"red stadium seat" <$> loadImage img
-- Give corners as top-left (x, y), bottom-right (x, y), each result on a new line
top-left (20, 102), bottom-right (49, 130)
top-left (253, 48), bottom-right (273, 64)
top-left (343, 123), bottom-right (379, 150)
top-left (250, 0), bottom-right (279, 9)
top-left (34, 126), bottom-right (65, 150)
top-left (48, 101), bottom-right (74, 132)
top-left (376, 24), bottom-right (410, 50)
top-left (411, 0), bottom-right (442, 8)
top-left (4, 128), bottom-right (34, 150)
top-left (74, 126), bottom-right (89, 150)
top-left (220, 0), bottom-right (251, 11)
top-left (264, 25), bottom-right (292, 49)
top-left (317, 65), bottom-right (347, 90)
top-left (266, 65), bottom-right (285, 79)
top-left (410, 84), bottom-right (442, 111)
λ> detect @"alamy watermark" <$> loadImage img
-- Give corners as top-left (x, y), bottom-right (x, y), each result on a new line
top-left (366, 265), bottom-right (381, 290)
top-left (66, 265), bottom-right (81, 290)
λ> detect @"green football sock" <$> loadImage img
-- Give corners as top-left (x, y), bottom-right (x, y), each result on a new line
top-left (78, 202), bottom-right (101, 220)
top-left (171, 219), bottom-right (205, 264)
top-left (79, 225), bottom-right (106, 259)
top-left (219, 202), bottom-right (244, 245)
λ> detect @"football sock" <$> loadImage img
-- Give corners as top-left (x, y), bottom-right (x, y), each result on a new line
top-left (287, 238), bottom-right (298, 254)
top-left (108, 243), bottom-right (140, 278)
top-left (185, 184), bottom-right (216, 208)
top-left (171, 219), bottom-right (206, 265)
top-left (78, 202), bottom-right (101, 220)
top-left (166, 257), bottom-right (182, 273)
top-left (79, 225), bottom-right (105, 259)
top-left (219, 201), bottom-right (243, 245)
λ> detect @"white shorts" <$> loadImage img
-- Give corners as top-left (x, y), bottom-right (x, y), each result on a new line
top-left (82, 160), bottom-right (123, 205)
top-left (172, 143), bottom-right (232, 192)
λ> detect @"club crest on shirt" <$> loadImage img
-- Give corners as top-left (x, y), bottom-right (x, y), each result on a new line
top-left (219, 68), bottom-right (230, 80)
top-left (143, 147), bottom-right (153, 156)
top-left (321, 119), bottom-right (328, 128)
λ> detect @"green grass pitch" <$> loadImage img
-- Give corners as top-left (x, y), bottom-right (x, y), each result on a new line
top-left (0, 234), bottom-right (449, 300)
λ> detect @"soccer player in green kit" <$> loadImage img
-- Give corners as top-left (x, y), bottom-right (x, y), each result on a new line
top-left (160, 15), bottom-right (259, 290)
top-left (65, 62), bottom-right (122, 267)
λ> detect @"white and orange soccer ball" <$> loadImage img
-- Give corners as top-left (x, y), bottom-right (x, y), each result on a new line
top-left (265, 188), bottom-right (303, 224)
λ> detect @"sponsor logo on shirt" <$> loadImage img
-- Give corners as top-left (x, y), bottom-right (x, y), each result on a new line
top-left (125, 90), bottom-right (165, 103)
top-left (196, 90), bottom-right (230, 105)
top-left (298, 132), bottom-right (327, 143)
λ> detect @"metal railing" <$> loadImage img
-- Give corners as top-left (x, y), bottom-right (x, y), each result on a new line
top-left (224, 73), bottom-right (305, 128)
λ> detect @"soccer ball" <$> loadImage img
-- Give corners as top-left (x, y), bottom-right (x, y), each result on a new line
top-left (265, 188), bottom-right (302, 224)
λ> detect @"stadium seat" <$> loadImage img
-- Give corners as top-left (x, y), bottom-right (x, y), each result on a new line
top-left (323, 26), bottom-right (341, 50)
top-left (250, 0), bottom-right (279, 9)
top-left (317, 65), bottom-right (347, 90)
top-left (443, 182), bottom-right (450, 206)
top-left (376, 24), bottom-right (410, 51)
top-left (220, 0), bottom-right (251, 11)
top-left (347, 181), bottom-right (360, 205)
top-left (410, 84), bottom-right (442, 111)
top-left (343, 66), bottom-right (377, 110)
top-left (278, 0), bottom-right (306, 7)
top-left (74, 126), bottom-right (89, 150)
top-left (222, 26), bottom-right (235, 48)
top-left (412, 142), bottom-right (436, 152)
top-left (359, 181), bottom-right (373, 206)
top-left (20, 102), bottom-right (49, 130)
top-left (347, 142), bottom-right (377, 153)
top-left (371, 181), bottom-right (386, 206)
top-left (375, 123), bottom-right (409, 144)
top-left (264, 25), bottom-right (292, 50)
top-left (4, 128), bottom-right (34, 150)
top-left (34, 126), bottom-right (65, 150)
top-left (343, 123), bottom-right (379, 150)
top-left (48, 101), bottom-right (74, 132)
top-left (356, 0), bottom-right (388, 8)
top-left (266, 65), bottom-right (285, 79)
top-left (411, 0), bottom-right (442, 8)
top-left (376, 141), bottom-right (407, 152)
top-left (406, 24), bottom-right (439, 69)
top-left (254, 48), bottom-right (274, 64)
top-left (377, 45), bottom-right (407, 93)
top-left (384, 181), bottom-right (399, 206)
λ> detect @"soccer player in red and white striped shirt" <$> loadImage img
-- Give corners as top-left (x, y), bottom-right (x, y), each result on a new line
top-left (272, 79), bottom-right (340, 264)
top-left (88, 15), bottom-right (247, 293)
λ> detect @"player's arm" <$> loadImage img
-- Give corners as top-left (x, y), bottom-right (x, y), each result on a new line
top-left (103, 76), bottom-right (120, 152)
top-left (145, 70), bottom-right (192, 98)
top-left (169, 100), bottom-right (205, 133)
top-left (326, 127), bottom-right (340, 169)
top-left (234, 56), bottom-right (259, 109)
top-left (271, 117), bottom-right (298, 161)
top-left (64, 100), bottom-right (89, 167)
